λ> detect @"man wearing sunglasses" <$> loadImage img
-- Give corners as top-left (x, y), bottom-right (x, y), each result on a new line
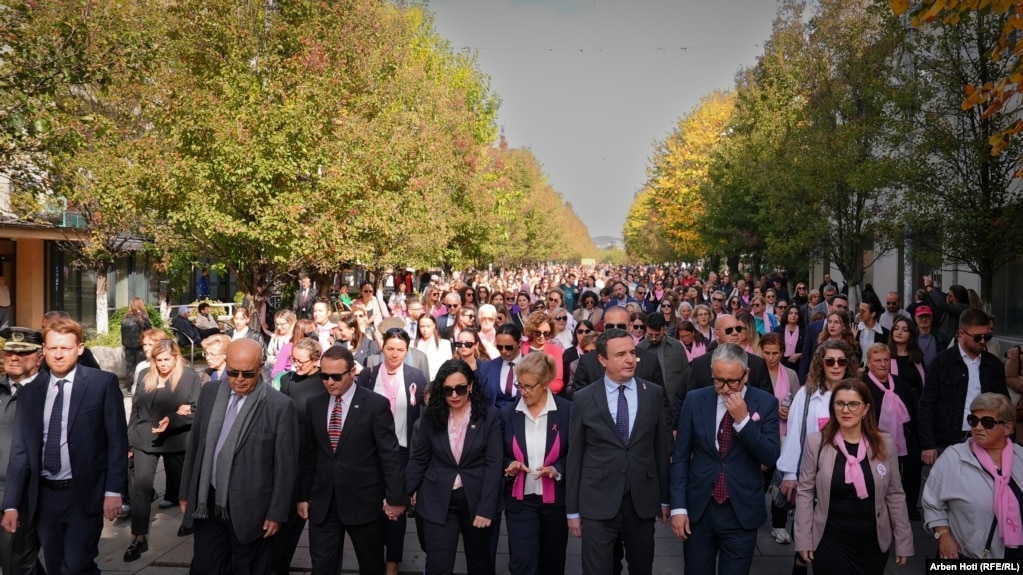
top-left (298, 345), bottom-right (406, 575)
top-left (479, 323), bottom-right (525, 410)
top-left (918, 307), bottom-right (1009, 466)
top-left (180, 338), bottom-right (299, 574)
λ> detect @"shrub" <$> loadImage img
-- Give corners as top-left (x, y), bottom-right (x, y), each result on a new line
top-left (86, 304), bottom-right (168, 348)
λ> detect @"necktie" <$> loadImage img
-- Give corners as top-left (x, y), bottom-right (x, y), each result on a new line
top-left (328, 397), bottom-right (343, 451)
top-left (712, 410), bottom-right (735, 504)
top-left (617, 385), bottom-right (630, 491)
top-left (11, 382), bottom-right (20, 397)
top-left (43, 379), bottom-right (67, 475)
top-left (504, 363), bottom-right (515, 396)
top-left (212, 394), bottom-right (241, 484)
top-left (302, 290), bottom-right (308, 306)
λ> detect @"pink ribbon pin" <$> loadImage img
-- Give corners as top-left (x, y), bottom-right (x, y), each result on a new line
top-left (409, 383), bottom-right (417, 407)
top-left (751, 412), bottom-right (760, 422)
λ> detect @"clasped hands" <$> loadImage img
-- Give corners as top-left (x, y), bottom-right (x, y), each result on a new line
top-left (503, 460), bottom-right (557, 479)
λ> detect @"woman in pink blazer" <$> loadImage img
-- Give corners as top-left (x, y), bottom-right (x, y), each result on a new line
top-left (794, 378), bottom-right (914, 574)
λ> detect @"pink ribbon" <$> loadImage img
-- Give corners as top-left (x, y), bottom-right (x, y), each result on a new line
top-left (835, 435), bottom-right (870, 499)
top-left (409, 383), bottom-right (417, 407)
top-left (511, 430), bottom-right (560, 504)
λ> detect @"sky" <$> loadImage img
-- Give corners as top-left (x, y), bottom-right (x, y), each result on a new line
top-left (426, 0), bottom-right (782, 239)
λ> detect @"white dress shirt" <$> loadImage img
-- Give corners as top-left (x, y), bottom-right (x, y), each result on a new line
top-left (514, 390), bottom-right (559, 496)
top-left (960, 344), bottom-right (983, 431)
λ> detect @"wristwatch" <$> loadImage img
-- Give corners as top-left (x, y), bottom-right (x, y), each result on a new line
top-left (934, 527), bottom-right (951, 539)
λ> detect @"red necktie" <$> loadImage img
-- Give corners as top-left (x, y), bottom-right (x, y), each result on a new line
top-left (328, 397), bottom-right (343, 451)
top-left (504, 363), bottom-right (514, 396)
top-left (712, 411), bottom-right (734, 504)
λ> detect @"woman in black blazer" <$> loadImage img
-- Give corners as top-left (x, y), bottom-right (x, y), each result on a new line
top-left (499, 352), bottom-right (572, 575)
top-left (125, 339), bottom-right (201, 562)
top-left (406, 359), bottom-right (503, 575)
top-left (774, 305), bottom-right (806, 374)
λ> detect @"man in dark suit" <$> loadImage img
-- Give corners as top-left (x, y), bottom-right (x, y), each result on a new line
top-left (566, 329), bottom-right (670, 575)
top-left (673, 314), bottom-right (772, 429)
top-left (797, 293), bottom-right (849, 383)
top-left (179, 338), bottom-right (299, 574)
top-left (293, 275), bottom-right (316, 320)
top-left (2, 319), bottom-right (128, 574)
top-left (436, 292), bottom-right (461, 333)
top-left (38, 311), bottom-right (101, 371)
top-left (298, 346), bottom-right (406, 575)
top-left (480, 323), bottom-right (526, 409)
top-left (572, 307), bottom-right (665, 396)
top-left (670, 343), bottom-right (781, 575)
top-left (638, 313), bottom-right (689, 402)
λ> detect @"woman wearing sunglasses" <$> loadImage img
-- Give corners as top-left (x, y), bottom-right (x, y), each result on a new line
top-left (778, 340), bottom-right (859, 571)
top-left (794, 378), bottom-right (914, 572)
top-left (406, 360), bottom-right (503, 575)
top-left (561, 321), bottom-right (595, 398)
top-left (355, 328), bottom-right (429, 575)
top-left (454, 329), bottom-right (482, 371)
top-left (923, 393), bottom-right (1023, 560)
top-left (522, 311), bottom-right (565, 395)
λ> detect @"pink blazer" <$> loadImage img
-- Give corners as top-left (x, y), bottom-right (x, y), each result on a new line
top-left (794, 432), bottom-right (915, 558)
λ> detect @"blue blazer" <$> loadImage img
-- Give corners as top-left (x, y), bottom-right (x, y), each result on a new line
top-left (405, 405), bottom-right (503, 526)
top-left (3, 366), bottom-right (128, 521)
top-left (670, 385), bottom-right (780, 529)
top-left (479, 356), bottom-right (521, 410)
top-left (356, 363), bottom-right (427, 449)
top-left (499, 395), bottom-right (571, 513)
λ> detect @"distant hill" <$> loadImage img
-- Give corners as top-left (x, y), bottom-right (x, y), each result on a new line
top-left (593, 236), bottom-right (624, 249)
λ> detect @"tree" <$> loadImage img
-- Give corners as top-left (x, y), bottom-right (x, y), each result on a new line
top-left (623, 187), bottom-right (677, 262)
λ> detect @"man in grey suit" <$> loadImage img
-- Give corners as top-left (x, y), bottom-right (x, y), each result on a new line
top-left (566, 328), bottom-right (670, 575)
top-left (637, 313), bottom-right (689, 401)
top-left (179, 338), bottom-right (299, 574)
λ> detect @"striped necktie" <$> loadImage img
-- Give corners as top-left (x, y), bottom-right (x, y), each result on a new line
top-left (328, 397), bottom-right (343, 451)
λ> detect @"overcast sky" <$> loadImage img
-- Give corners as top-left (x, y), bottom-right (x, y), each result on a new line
top-left (426, 0), bottom-right (781, 238)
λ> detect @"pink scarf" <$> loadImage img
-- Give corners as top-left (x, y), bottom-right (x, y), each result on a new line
top-left (378, 366), bottom-right (403, 416)
top-left (835, 436), bottom-right (870, 499)
top-left (683, 341), bottom-right (706, 362)
top-left (867, 372), bottom-right (910, 456)
top-left (772, 368), bottom-right (790, 437)
top-left (784, 327), bottom-right (799, 356)
top-left (510, 427), bottom-right (561, 504)
top-left (971, 439), bottom-right (1023, 548)
top-left (890, 357), bottom-right (926, 387)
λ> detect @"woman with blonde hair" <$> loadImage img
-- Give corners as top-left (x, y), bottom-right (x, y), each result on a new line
top-left (124, 338), bottom-right (201, 562)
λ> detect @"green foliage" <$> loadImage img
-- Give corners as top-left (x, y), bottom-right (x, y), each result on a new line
top-left (86, 304), bottom-right (166, 347)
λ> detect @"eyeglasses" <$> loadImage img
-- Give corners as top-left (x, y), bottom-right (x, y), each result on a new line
top-left (722, 325), bottom-right (744, 335)
top-left (967, 414), bottom-right (1009, 429)
top-left (320, 371), bottom-right (352, 382)
top-left (453, 341), bottom-right (475, 349)
top-left (824, 357), bottom-right (849, 367)
top-left (441, 384), bottom-right (470, 397)
top-left (712, 377), bottom-right (743, 389)
top-left (556, 315), bottom-right (568, 321)
top-left (290, 356), bottom-right (312, 366)
top-left (834, 401), bottom-right (863, 412)
top-left (514, 380), bottom-right (544, 392)
top-left (534, 330), bottom-right (552, 338)
top-left (226, 369), bottom-right (260, 379)
top-left (576, 328), bottom-right (592, 335)
top-left (605, 323), bottom-right (629, 331)
top-left (495, 344), bottom-right (517, 352)
top-left (962, 331), bottom-right (994, 343)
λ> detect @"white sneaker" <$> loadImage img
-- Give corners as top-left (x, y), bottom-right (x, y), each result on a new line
top-left (772, 527), bottom-right (791, 544)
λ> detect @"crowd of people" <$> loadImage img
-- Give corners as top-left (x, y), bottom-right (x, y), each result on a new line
top-left (0, 263), bottom-right (1017, 575)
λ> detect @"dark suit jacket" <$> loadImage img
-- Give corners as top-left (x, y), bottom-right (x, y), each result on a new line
top-left (179, 380), bottom-right (299, 544)
top-left (672, 352), bottom-right (772, 430)
top-left (3, 366), bottom-right (128, 521)
top-left (918, 346), bottom-right (1008, 451)
top-left (773, 324), bottom-right (806, 374)
top-left (129, 369), bottom-right (201, 453)
top-left (405, 405), bottom-right (503, 525)
top-left (293, 287), bottom-right (316, 319)
top-left (637, 336), bottom-right (689, 403)
top-left (798, 319), bottom-right (826, 383)
top-left (566, 377), bottom-right (670, 521)
top-left (355, 364), bottom-right (427, 448)
top-left (670, 385), bottom-right (780, 529)
top-left (479, 356), bottom-right (522, 410)
top-left (571, 349), bottom-right (665, 396)
top-left (499, 395), bottom-right (571, 513)
top-left (298, 387), bottom-right (405, 525)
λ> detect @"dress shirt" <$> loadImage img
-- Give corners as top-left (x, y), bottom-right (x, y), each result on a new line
top-left (777, 387), bottom-right (832, 480)
top-left (500, 356), bottom-right (523, 399)
top-left (42, 370), bottom-right (76, 481)
top-left (960, 344), bottom-right (983, 431)
top-left (603, 376), bottom-right (637, 438)
top-left (857, 322), bottom-right (884, 362)
top-left (515, 390), bottom-right (559, 496)
top-left (326, 384), bottom-right (357, 431)
top-left (374, 366), bottom-right (409, 447)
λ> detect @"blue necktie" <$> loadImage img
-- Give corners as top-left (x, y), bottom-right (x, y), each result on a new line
top-left (617, 385), bottom-right (630, 491)
top-left (43, 379), bottom-right (67, 475)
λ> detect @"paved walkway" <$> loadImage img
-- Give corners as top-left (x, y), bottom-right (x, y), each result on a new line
top-left (99, 390), bottom-right (934, 574)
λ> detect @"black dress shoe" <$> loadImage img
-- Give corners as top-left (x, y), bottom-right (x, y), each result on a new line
top-left (123, 538), bottom-right (148, 562)
top-left (177, 525), bottom-right (194, 537)
top-left (908, 507), bottom-right (922, 521)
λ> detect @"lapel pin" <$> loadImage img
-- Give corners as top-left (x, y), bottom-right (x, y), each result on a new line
top-left (877, 463), bottom-right (887, 477)
top-left (471, 424), bottom-right (477, 429)
top-left (354, 404), bottom-right (360, 409)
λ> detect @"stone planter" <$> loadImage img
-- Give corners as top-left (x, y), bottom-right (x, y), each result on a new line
top-left (89, 346), bottom-right (125, 380)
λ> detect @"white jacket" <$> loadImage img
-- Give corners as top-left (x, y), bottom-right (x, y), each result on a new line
top-left (777, 387), bottom-right (832, 480)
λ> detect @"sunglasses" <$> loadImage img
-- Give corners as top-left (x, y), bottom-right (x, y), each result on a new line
top-left (462, 314), bottom-right (476, 321)
top-left (453, 341), bottom-right (475, 349)
top-left (963, 331), bottom-right (994, 343)
top-left (445, 303), bottom-right (460, 309)
top-left (662, 303), bottom-right (673, 309)
top-left (496, 344), bottom-right (517, 352)
top-left (576, 328), bottom-right (592, 335)
top-left (605, 323), bottom-right (629, 331)
top-left (441, 384), bottom-right (470, 397)
top-left (712, 297), bottom-right (724, 302)
top-left (534, 330), bottom-right (552, 338)
top-left (226, 369), bottom-right (260, 379)
top-left (967, 414), bottom-right (1009, 429)
top-left (556, 315), bottom-right (568, 321)
top-left (824, 357), bottom-right (849, 367)
top-left (320, 371), bottom-right (352, 382)
top-left (722, 325), bottom-right (744, 335)
top-left (631, 324), bottom-right (645, 330)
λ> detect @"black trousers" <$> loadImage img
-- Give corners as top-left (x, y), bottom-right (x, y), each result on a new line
top-left (682, 499), bottom-right (757, 575)
top-left (0, 507), bottom-right (45, 575)
top-left (580, 494), bottom-right (655, 575)
top-left (505, 496), bottom-right (567, 575)
top-left (269, 503), bottom-right (305, 574)
top-left (422, 488), bottom-right (493, 575)
top-left (130, 450), bottom-right (184, 535)
top-left (190, 488), bottom-right (272, 575)
top-left (308, 491), bottom-right (386, 575)
top-left (37, 482), bottom-right (102, 575)
top-left (383, 446), bottom-right (409, 564)
top-left (124, 347), bottom-right (145, 385)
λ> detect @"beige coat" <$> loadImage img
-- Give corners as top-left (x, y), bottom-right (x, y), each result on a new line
top-left (794, 432), bottom-right (915, 558)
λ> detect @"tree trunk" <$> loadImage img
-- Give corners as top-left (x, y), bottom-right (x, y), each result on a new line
top-left (95, 261), bottom-right (110, 334)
